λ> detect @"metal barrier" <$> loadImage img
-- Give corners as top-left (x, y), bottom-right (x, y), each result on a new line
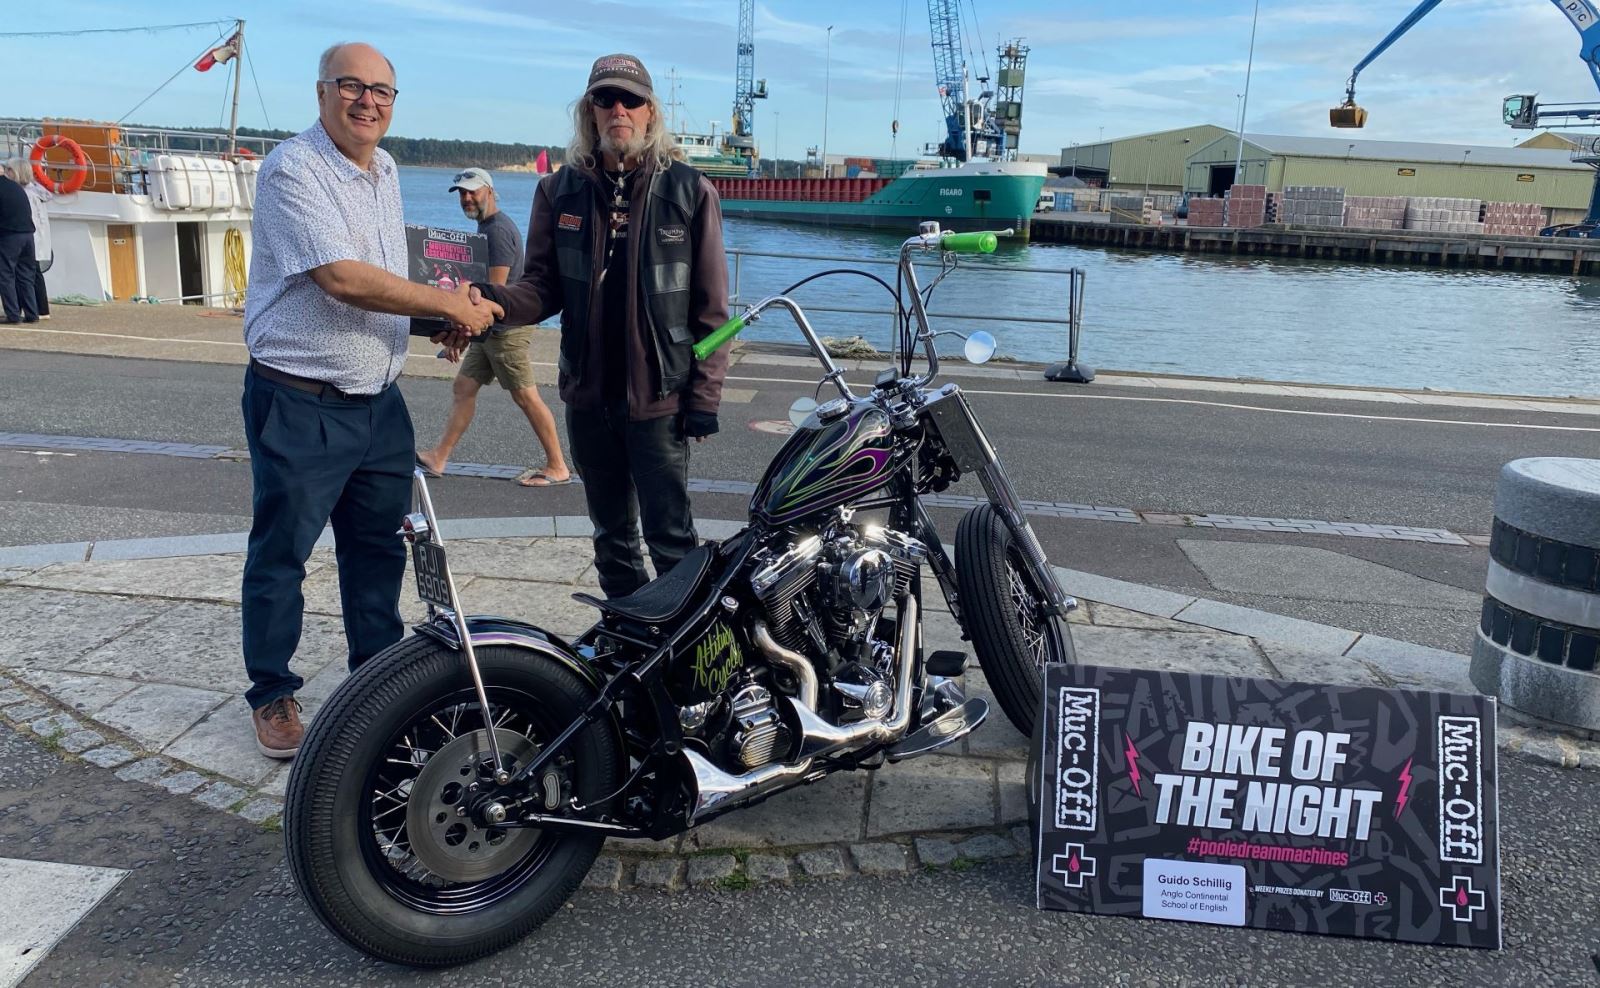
top-left (726, 247), bottom-right (1091, 382)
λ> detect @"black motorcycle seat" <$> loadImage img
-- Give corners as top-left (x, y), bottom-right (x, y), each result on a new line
top-left (572, 543), bottom-right (714, 627)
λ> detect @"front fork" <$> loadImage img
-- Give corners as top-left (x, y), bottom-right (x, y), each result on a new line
top-left (917, 389), bottom-right (1078, 619)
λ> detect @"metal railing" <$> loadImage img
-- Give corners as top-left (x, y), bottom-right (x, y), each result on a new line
top-left (725, 247), bottom-right (1089, 377)
top-left (0, 118), bottom-right (279, 197)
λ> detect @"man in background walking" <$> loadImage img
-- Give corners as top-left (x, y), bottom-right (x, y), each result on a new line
top-left (416, 167), bottom-right (571, 487)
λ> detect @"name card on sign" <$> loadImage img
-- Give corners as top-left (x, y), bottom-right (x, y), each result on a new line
top-left (1035, 664), bottom-right (1501, 949)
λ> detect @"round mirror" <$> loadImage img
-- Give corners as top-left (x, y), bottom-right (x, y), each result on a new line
top-left (964, 330), bottom-right (997, 365)
top-left (788, 396), bottom-right (818, 426)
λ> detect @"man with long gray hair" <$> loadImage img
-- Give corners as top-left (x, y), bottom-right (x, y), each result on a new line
top-left (475, 53), bottom-right (729, 599)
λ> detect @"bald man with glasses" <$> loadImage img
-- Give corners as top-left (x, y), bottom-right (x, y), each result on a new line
top-left (239, 41), bottom-right (502, 759)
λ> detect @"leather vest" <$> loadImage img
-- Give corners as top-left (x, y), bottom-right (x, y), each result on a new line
top-left (548, 160), bottom-right (699, 399)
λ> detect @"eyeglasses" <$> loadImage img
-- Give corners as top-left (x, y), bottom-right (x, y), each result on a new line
top-left (321, 77), bottom-right (398, 107)
top-left (590, 88), bottom-right (647, 111)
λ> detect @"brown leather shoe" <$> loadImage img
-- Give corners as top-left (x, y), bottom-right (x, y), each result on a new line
top-left (253, 695), bottom-right (304, 759)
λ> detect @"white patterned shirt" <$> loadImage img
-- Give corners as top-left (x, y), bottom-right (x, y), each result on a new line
top-left (244, 121), bottom-right (408, 394)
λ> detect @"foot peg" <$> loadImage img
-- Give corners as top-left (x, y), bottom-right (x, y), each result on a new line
top-left (925, 649), bottom-right (967, 677)
top-left (886, 698), bottom-right (987, 762)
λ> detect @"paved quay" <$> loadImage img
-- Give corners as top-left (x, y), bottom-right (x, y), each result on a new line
top-left (5, 304), bottom-right (1600, 983)
top-left (3, 514), bottom-right (1596, 899)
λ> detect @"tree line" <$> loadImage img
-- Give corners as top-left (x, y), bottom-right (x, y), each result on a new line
top-left (130, 123), bottom-right (557, 168)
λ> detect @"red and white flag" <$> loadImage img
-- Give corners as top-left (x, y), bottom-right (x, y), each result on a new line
top-left (195, 34), bottom-right (240, 73)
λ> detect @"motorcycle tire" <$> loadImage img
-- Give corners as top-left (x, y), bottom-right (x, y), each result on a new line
top-left (955, 503), bottom-right (1075, 737)
top-left (285, 636), bottom-right (621, 968)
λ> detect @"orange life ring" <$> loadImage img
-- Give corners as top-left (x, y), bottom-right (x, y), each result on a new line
top-left (30, 135), bottom-right (89, 195)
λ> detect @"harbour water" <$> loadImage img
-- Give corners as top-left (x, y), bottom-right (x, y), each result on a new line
top-left (399, 165), bottom-right (1600, 399)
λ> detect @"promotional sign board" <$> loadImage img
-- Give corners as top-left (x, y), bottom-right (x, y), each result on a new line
top-left (406, 224), bottom-right (489, 337)
top-left (1035, 664), bottom-right (1501, 949)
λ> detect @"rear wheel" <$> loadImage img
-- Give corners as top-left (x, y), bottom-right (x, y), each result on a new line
top-left (955, 504), bottom-right (1075, 737)
top-left (285, 637), bottom-right (621, 968)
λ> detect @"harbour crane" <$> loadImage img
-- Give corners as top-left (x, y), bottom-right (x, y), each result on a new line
top-left (727, 0), bottom-right (767, 174)
top-left (925, 0), bottom-right (1007, 161)
top-left (1331, 0), bottom-right (1600, 236)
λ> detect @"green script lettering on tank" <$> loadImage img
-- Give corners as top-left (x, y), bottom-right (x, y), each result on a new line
top-left (690, 623), bottom-right (744, 694)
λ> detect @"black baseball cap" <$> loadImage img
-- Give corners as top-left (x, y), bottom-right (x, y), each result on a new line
top-left (585, 53), bottom-right (653, 100)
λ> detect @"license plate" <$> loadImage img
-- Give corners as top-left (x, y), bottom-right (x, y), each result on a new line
top-left (411, 540), bottom-right (454, 608)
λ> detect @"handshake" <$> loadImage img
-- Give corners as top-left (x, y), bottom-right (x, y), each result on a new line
top-left (430, 282), bottom-right (505, 361)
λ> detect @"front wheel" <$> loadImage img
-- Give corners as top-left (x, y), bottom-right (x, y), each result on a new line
top-left (284, 637), bottom-right (621, 968)
top-left (955, 504), bottom-right (1075, 737)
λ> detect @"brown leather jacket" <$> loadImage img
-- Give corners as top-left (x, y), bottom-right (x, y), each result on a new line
top-left (479, 157), bottom-right (729, 422)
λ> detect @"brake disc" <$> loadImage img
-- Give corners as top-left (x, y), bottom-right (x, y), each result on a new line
top-left (404, 728), bottom-right (543, 883)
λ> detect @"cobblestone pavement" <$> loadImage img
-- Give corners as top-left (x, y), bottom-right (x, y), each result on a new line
top-left (3, 523), bottom-right (1595, 901)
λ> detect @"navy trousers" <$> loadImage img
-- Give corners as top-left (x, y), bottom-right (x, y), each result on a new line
top-left (566, 402), bottom-right (696, 599)
top-left (0, 233), bottom-right (38, 323)
top-left (240, 366), bottom-right (414, 709)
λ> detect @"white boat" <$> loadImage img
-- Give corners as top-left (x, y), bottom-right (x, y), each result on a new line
top-left (0, 119), bottom-right (277, 308)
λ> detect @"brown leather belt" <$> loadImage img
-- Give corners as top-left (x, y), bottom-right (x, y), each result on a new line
top-left (249, 359), bottom-right (377, 401)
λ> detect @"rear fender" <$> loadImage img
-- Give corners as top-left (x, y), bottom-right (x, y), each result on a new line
top-left (414, 613), bottom-right (605, 689)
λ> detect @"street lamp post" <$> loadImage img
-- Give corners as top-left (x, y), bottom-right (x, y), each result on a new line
top-left (822, 25), bottom-right (833, 178)
top-left (772, 111), bottom-right (781, 178)
top-left (1143, 137), bottom-right (1157, 197)
top-left (1233, 0), bottom-right (1261, 185)
top-left (1070, 142), bottom-right (1079, 178)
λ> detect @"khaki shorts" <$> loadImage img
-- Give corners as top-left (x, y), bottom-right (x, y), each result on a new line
top-left (459, 326), bottom-right (539, 391)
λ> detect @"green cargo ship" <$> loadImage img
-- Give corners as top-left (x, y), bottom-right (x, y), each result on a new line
top-left (707, 159), bottom-right (1048, 239)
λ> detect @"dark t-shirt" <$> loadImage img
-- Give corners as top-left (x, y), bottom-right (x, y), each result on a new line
top-left (477, 209), bottom-right (524, 283)
top-left (597, 168), bottom-right (637, 405)
top-left (0, 177), bottom-right (33, 237)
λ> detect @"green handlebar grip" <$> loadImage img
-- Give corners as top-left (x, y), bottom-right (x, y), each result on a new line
top-left (693, 313), bottom-right (747, 360)
top-left (941, 231), bottom-right (999, 254)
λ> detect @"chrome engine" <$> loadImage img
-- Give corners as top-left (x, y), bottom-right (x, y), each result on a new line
top-left (748, 519), bottom-right (926, 659)
top-left (674, 519), bottom-right (951, 819)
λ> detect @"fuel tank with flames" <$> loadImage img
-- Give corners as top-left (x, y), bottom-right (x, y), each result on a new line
top-left (752, 399), bottom-right (901, 525)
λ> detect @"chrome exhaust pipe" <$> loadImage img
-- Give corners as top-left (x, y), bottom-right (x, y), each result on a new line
top-left (752, 620), bottom-right (819, 711)
top-left (791, 594), bottom-right (919, 760)
top-left (683, 597), bottom-right (921, 823)
top-left (682, 749), bottom-right (814, 822)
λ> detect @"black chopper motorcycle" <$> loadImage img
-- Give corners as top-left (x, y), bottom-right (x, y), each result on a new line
top-left (284, 223), bottom-right (1078, 967)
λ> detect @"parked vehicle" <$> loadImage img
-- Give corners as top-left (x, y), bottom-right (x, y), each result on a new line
top-left (1036, 188), bottom-right (1056, 212)
top-left (284, 224), bottom-right (1078, 967)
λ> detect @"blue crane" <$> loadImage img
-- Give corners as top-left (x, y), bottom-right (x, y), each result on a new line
top-left (1332, 0), bottom-right (1600, 235)
top-left (925, 0), bottom-right (1003, 161)
top-left (728, 0), bottom-right (767, 173)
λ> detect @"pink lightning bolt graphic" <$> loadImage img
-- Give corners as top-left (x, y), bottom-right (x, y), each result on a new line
top-left (1124, 730), bottom-right (1143, 798)
top-left (1395, 757), bottom-right (1414, 817)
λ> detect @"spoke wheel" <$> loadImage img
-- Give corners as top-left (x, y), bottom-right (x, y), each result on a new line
top-left (955, 504), bottom-right (1076, 737)
top-left (286, 638), bottom-right (621, 967)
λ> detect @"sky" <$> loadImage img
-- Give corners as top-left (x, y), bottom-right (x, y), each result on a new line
top-left (2, 0), bottom-right (1591, 161)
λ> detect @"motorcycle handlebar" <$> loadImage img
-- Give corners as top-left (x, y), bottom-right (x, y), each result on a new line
top-left (939, 231), bottom-right (1000, 254)
top-left (693, 312), bottom-right (746, 361)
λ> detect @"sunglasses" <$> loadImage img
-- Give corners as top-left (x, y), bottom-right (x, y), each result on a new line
top-left (590, 88), bottom-right (648, 110)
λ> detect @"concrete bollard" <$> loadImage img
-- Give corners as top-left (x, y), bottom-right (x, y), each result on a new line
top-left (1471, 458), bottom-right (1600, 733)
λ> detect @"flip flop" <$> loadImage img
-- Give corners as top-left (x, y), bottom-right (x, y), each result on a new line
top-left (515, 468), bottom-right (574, 488)
top-left (414, 456), bottom-right (444, 478)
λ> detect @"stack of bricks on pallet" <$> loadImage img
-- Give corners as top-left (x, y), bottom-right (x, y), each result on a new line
top-left (1278, 186), bottom-right (1346, 227)
top-left (1404, 196), bottom-right (1483, 234)
top-left (1342, 195), bottom-right (1407, 230)
top-left (1141, 197), bottom-right (1164, 225)
top-left (1223, 184), bottom-right (1267, 227)
top-left (1186, 196), bottom-right (1226, 226)
top-left (1481, 201), bottom-right (1545, 237)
